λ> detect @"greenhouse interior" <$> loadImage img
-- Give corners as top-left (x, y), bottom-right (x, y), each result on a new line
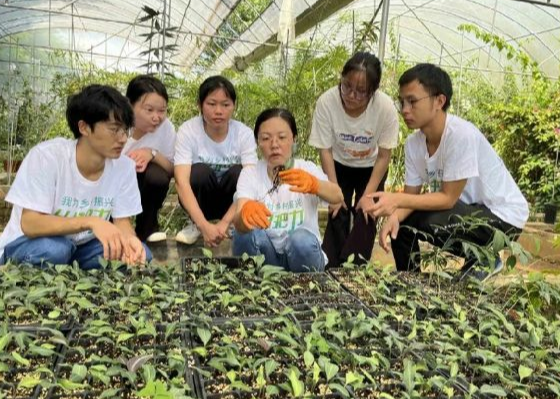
top-left (0, 0), bottom-right (560, 398)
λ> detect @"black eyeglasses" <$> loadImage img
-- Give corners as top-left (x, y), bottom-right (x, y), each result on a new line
top-left (108, 125), bottom-right (133, 138)
top-left (340, 81), bottom-right (369, 101)
top-left (394, 95), bottom-right (434, 112)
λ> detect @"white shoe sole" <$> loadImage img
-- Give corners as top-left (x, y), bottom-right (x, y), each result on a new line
top-left (146, 232), bottom-right (167, 243)
top-left (175, 233), bottom-right (199, 245)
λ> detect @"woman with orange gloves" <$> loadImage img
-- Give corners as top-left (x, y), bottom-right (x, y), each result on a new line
top-left (232, 108), bottom-right (343, 272)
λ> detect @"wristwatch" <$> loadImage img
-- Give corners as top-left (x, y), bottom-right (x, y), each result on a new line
top-left (150, 148), bottom-right (157, 161)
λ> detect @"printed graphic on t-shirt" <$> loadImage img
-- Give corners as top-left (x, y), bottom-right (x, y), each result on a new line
top-left (54, 195), bottom-right (114, 244)
top-left (339, 129), bottom-right (375, 159)
top-left (200, 154), bottom-right (241, 178)
top-left (426, 168), bottom-right (443, 193)
top-left (264, 197), bottom-right (305, 232)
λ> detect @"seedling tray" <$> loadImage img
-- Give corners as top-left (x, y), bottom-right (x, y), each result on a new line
top-left (43, 325), bottom-right (197, 399)
top-left (0, 327), bottom-right (67, 399)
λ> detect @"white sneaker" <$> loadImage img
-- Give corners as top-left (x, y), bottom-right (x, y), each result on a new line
top-left (146, 231), bottom-right (167, 243)
top-left (175, 223), bottom-right (201, 245)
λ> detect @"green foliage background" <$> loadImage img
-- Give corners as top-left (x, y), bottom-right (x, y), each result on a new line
top-left (1, 30), bottom-right (559, 210)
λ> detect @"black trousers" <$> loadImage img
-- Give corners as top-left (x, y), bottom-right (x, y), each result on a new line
top-left (322, 161), bottom-right (387, 268)
top-left (135, 163), bottom-right (171, 241)
top-left (391, 200), bottom-right (522, 271)
top-left (189, 163), bottom-right (242, 221)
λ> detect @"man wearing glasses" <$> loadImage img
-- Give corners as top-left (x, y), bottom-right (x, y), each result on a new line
top-left (0, 85), bottom-right (151, 269)
top-left (309, 52), bottom-right (399, 268)
top-left (365, 63), bottom-right (528, 279)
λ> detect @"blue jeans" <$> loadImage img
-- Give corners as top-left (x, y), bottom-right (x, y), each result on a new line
top-left (0, 235), bottom-right (153, 270)
top-left (232, 228), bottom-right (325, 273)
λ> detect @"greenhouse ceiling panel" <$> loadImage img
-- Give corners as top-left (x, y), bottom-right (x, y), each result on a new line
top-left (0, 0), bottom-right (558, 78)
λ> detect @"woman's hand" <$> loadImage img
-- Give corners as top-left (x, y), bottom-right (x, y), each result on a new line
top-left (328, 201), bottom-right (347, 218)
top-left (200, 222), bottom-right (227, 248)
top-left (127, 148), bottom-right (153, 173)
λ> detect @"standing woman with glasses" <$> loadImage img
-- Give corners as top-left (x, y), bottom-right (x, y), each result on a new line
top-left (308, 52), bottom-right (399, 268)
top-left (124, 75), bottom-right (176, 243)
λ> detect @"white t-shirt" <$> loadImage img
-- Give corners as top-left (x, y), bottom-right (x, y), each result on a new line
top-left (404, 114), bottom-right (529, 229)
top-left (123, 118), bottom-right (176, 162)
top-left (174, 116), bottom-right (257, 179)
top-left (235, 160), bottom-right (328, 262)
top-left (309, 86), bottom-right (400, 167)
top-left (0, 138), bottom-right (142, 259)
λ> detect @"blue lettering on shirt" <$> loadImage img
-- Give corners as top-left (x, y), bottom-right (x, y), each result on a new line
top-left (339, 133), bottom-right (372, 145)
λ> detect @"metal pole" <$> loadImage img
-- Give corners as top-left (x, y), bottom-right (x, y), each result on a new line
top-left (48, 0), bottom-right (52, 47)
top-left (378, 0), bottom-right (390, 62)
top-left (457, 30), bottom-right (465, 116)
top-left (161, 0), bottom-right (168, 80)
top-left (352, 10), bottom-right (355, 54)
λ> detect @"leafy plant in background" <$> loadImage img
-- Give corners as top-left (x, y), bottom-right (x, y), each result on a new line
top-left (457, 24), bottom-right (560, 208)
top-left (136, 6), bottom-right (179, 76)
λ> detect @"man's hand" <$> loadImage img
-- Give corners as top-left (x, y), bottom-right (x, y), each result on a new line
top-left (121, 234), bottom-right (147, 266)
top-left (328, 201), bottom-right (347, 218)
top-left (279, 169), bottom-right (319, 194)
top-left (127, 148), bottom-right (153, 173)
top-left (200, 222), bottom-right (227, 248)
top-left (90, 218), bottom-right (126, 261)
top-left (241, 200), bottom-right (272, 230)
top-left (365, 192), bottom-right (401, 218)
top-left (379, 214), bottom-right (400, 253)
top-left (355, 195), bottom-right (374, 224)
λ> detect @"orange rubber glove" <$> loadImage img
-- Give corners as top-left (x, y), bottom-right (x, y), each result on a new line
top-left (279, 169), bottom-right (320, 194)
top-left (241, 200), bottom-right (272, 230)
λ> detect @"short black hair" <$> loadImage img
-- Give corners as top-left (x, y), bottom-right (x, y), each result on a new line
top-left (254, 108), bottom-right (297, 140)
top-left (399, 63), bottom-right (453, 111)
top-left (341, 51), bottom-right (382, 97)
top-left (126, 74), bottom-right (169, 105)
top-left (66, 84), bottom-right (134, 139)
top-left (198, 75), bottom-right (236, 105)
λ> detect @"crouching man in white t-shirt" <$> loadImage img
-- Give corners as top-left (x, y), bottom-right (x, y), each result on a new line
top-left (364, 64), bottom-right (528, 277)
top-left (0, 85), bottom-right (152, 269)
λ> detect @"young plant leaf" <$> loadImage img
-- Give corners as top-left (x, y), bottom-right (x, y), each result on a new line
top-left (480, 384), bottom-right (507, 396)
top-left (127, 354), bottom-right (154, 373)
top-left (71, 364), bottom-right (87, 382)
top-left (0, 333), bottom-right (12, 352)
top-left (329, 382), bottom-right (350, 397)
top-left (47, 310), bottom-right (61, 319)
top-left (59, 379), bottom-right (88, 390)
top-left (256, 365), bottom-right (266, 389)
top-left (287, 367), bottom-right (304, 397)
top-left (323, 360), bottom-right (339, 382)
top-left (12, 351), bottom-right (30, 366)
top-left (18, 374), bottom-right (41, 389)
top-left (142, 364), bottom-right (157, 383)
top-left (117, 333), bottom-right (135, 343)
top-left (518, 365), bottom-right (533, 381)
top-left (99, 388), bottom-right (121, 398)
top-left (197, 327), bottom-right (211, 346)
top-left (345, 371), bottom-right (364, 386)
top-left (403, 358), bottom-right (416, 394)
top-left (201, 248), bottom-right (213, 258)
top-left (303, 350), bottom-right (314, 368)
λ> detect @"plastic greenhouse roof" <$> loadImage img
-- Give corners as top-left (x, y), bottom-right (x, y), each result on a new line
top-left (0, 0), bottom-right (558, 78)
